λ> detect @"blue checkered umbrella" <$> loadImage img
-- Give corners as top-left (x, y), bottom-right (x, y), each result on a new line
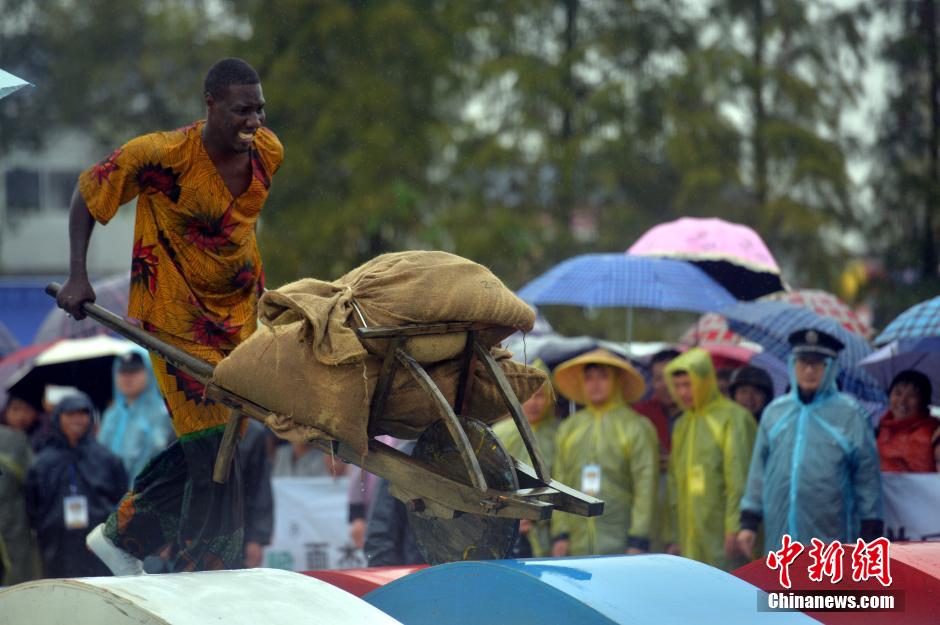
top-left (721, 300), bottom-right (884, 402)
top-left (875, 295), bottom-right (940, 346)
top-left (517, 253), bottom-right (736, 313)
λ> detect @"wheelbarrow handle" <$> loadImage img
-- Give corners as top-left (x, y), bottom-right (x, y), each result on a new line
top-left (45, 282), bottom-right (215, 382)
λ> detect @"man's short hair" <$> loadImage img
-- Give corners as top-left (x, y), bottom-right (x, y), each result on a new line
top-left (204, 58), bottom-right (260, 100)
top-left (650, 348), bottom-right (681, 368)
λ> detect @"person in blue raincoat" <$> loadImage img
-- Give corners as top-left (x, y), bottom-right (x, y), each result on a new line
top-left (98, 351), bottom-right (172, 482)
top-left (737, 329), bottom-right (884, 558)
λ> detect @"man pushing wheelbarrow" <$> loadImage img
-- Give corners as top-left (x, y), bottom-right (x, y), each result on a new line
top-left (57, 63), bottom-right (603, 577)
top-left (57, 58), bottom-right (280, 574)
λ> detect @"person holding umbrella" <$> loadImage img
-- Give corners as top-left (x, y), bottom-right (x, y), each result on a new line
top-left (550, 349), bottom-right (658, 557)
top-left (55, 58), bottom-right (283, 575)
top-left (876, 370), bottom-right (940, 473)
top-left (737, 330), bottom-right (884, 558)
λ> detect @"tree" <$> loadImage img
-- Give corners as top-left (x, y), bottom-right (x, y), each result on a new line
top-left (0, 0), bottom-right (242, 150)
top-left (680, 0), bottom-right (869, 286)
top-left (868, 0), bottom-right (940, 321)
top-left (244, 0), bottom-right (464, 283)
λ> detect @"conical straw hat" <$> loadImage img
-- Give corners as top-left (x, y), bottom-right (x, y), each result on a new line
top-left (553, 348), bottom-right (646, 405)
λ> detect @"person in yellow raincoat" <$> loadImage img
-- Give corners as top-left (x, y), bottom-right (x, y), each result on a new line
top-left (493, 359), bottom-right (558, 556)
top-left (550, 349), bottom-right (658, 556)
top-left (664, 348), bottom-right (756, 570)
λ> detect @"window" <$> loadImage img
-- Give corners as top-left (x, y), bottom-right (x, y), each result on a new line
top-left (5, 168), bottom-right (40, 212)
top-left (48, 170), bottom-right (81, 210)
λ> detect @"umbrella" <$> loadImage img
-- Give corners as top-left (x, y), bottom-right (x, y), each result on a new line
top-left (0, 321), bottom-right (19, 358)
top-left (517, 253), bottom-right (737, 313)
top-left (875, 295), bottom-right (940, 345)
top-left (0, 68), bottom-right (32, 100)
top-left (0, 341), bottom-right (55, 408)
top-left (859, 338), bottom-right (940, 406)
top-left (5, 336), bottom-right (135, 411)
top-left (33, 273), bottom-right (131, 343)
top-left (627, 217), bottom-right (785, 300)
top-left (682, 289), bottom-right (871, 348)
top-left (721, 300), bottom-right (884, 402)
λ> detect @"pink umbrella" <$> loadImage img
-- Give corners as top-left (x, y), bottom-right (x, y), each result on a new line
top-left (627, 217), bottom-right (785, 300)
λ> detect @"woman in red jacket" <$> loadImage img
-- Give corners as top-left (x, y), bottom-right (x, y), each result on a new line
top-left (876, 370), bottom-right (939, 472)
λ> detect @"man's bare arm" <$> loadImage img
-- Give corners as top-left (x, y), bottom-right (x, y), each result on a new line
top-left (56, 185), bottom-right (97, 319)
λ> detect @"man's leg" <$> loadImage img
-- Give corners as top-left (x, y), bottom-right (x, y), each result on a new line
top-left (90, 441), bottom-right (188, 574)
top-left (171, 428), bottom-right (245, 571)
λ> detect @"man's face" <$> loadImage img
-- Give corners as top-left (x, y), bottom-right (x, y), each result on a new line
top-left (59, 409), bottom-right (91, 445)
top-left (584, 366), bottom-right (614, 405)
top-left (889, 382), bottom-right (923, 420)
top-left (651, 361), bottom-right (674, 405)
top-left (794, 355), bottom-right (826, 393)
top-left (522, 385), bottom-right (549, 424)
top-left (206, 83), bottom-right (266, 153)
top-left (4, 398), bottom-right (38, 431)
top-left (671, 373), bottom-right (694, 409)
top-left (116, 368), bottom-right (149, 400)
top-left (733, 384), bottom-right (769, 418)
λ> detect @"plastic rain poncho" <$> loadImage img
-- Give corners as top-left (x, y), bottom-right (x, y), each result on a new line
top-left (97, 348), bottom-right (172, 482)
top-left (740, 354), bottom-right (883, 552)
top-left (493, 381), bottom-right (559, 556)
top-left (550, 378), bottom-right (659, 555)
top-left (665, 349), bottom-right (756, 569)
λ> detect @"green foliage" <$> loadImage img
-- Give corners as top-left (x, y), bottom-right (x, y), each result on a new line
top-left (2, 0), bottom-right (923, 340)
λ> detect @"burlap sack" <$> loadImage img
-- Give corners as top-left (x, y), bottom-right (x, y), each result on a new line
top-left (371, 349), bottom-right (548, 440)
top-left (340, 251), bottom-right (536, 363)
top-left (212, 292), bottom-right (373, 455)
top-left (213, 252), bottom-right (539, 454)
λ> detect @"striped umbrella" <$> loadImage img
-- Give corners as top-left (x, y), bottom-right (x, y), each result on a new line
top-left (875, 295), bottom-right (940, 346)
top-left (517, 253), bottom-right (736, 313)
top-left (683, 289), bottom-right (871, 346)
top-left (721, 300), bottom-right (884, 402)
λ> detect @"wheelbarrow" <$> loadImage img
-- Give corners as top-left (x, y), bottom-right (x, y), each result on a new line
top-left (46, 283), bottom-right (603, 564)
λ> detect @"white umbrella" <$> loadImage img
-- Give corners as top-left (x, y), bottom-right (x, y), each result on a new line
top-left (0, 68), bottom-right (32, 100)
top-left (5, 336), bottom-right (135, 410)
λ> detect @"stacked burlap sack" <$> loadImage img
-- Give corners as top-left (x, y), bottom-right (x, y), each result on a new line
top-left (213, 251), bottom-right (546, 455)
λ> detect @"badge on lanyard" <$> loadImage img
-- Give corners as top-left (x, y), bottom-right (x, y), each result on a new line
top-left (63, 464), bottom-right (89, 529)
top-left (64, 495), bottom-right (89, 529)
top-left (581, 464), bottom-right (602, 496)
top-left (689, 464), bottom-right (706, 496)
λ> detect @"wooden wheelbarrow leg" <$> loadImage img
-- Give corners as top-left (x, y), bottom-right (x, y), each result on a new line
top-left (212, 410), bottom-right (245, 484)
top-left (396, 350), bottom-right (488, 493)
top-left (474, 341), bottom-right (551, 483)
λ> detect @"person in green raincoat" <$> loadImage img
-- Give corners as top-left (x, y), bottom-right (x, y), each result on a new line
top-left (493, 359), bottom-right (559, 556)
top-left (664, 348), bottom-right (756, 570)
top-left (550, 349), bottom-right (658, 556)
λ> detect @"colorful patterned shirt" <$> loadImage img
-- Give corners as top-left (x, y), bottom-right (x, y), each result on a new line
top-left (79, 121), bottom-right (283, 350)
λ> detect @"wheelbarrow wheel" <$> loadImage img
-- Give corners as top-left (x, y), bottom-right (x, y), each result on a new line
top-left (407, 418), bottom-right (520, 565)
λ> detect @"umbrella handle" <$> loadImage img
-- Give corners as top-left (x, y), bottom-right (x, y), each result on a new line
top-left (45, 282), bottom-right (215, 382)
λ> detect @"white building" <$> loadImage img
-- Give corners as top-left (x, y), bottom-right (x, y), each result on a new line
top-left (0, 129), bottom-right (134, 276)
